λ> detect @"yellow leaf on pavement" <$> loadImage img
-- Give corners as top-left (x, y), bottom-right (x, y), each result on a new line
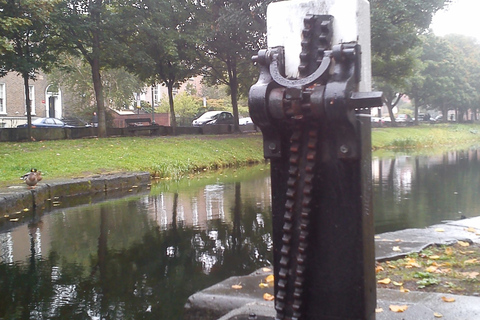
top-left (392, 246), bottom-right (402, 252)
top-left (231, 284), bottom-right (243, 290)
top-left (263, 293), bottom-right (275, 301)
top-left (458, 241), bottom-right (470, 247)
top-left (375, 265), bottom-right (384, 273)
top-left (259, 282), bottom-right (269, 289)
top-left (434, 312), bottom-right (443, 318)
top-left (392, 281), bottom-right (403, 286)
top-left (435, 228), bottom-right (444, 232)
top-left (262, 267), bottom-right (272, 272)
top-left (465, 227), bottom-right (476, 233)
top-left (400, 286), bottom-right (410, 293)
top-left (389, 305), bottom-right (408, 312)
top-left (375, 308), bottom-right (384, 313)
top-left (265, 274), bottom-right (274, 283)
top-left (441, 296), bottom-right (455, 303)
top-left (377, 278), bottom-right (391, 285)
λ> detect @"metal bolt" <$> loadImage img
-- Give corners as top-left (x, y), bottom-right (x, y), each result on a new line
top-left (339, 145), bottom-right (349, 154)
top-left (269, 142), bottom-right (277, 152)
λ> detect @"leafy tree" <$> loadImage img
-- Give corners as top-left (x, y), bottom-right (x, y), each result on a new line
top-left (0, 0), bottom-right (56, 139)
top-left (197, 0), bottom-right (274, 132)
top-left (49, 55), bottom-right (145, 120)
top-left (370, 0), bottom-right (451, 125)
top-left (113, 0), bottom-right (202, 134)
top-left (49, 0), bottom-right (117, 137)
top-left (410, 34), bottom-right (476, 122)
top-left (443, 35), bottom-right (480, 121)
top-left (157, 91), bottom-right (203, 121)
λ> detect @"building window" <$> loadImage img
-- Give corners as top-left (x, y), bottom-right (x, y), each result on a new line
top-left (25, 85), bottom-right (35, 115)
top-left (0, 83), bottom-right (5, 114)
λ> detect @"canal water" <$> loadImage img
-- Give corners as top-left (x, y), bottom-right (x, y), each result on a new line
top-left (1, 148), bottom-right (480, 319)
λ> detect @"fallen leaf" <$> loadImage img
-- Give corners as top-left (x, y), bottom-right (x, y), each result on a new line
top-left (426, 266), bottom-right (438, 273)
top-left (441, 296), bottom-right (455, 303)
top-left (9, 218), bottom-right (19, 222)
top-left (435, 228), bottom-right (445, 232)
top-left (392, 246), bottom-right (402, 252)
top-left (262, 267), bottom-right (272, 272)
top-left (375, 265), bottom-right (384, 273)
top-left (392, 281), bottom-right (403, 286)
top-left (444, 247), bottom-right (453, 256)
top-left (378, 278), bottom-right (391, 285)
top-left (375, 308), bottom-right (384, 313)
top-left (263, 293), bottom-right (275, 301)
top-left (434, 312), bottom-right (443, 318)
top-left (265, 274), bottom-right (274, 283)
top-left (231, 284), bottom-right (243, 290)
top-left (23, 208), bottom-right (29, 212)
top-left (389, 305), bottom-right (408, 312)
top-left (465, 227), bottom-right (476, 233)
top-left (375, 235), bottom-right (381, 239)
top-left (429, 255), bottom-right (440, 260)
top-left (458, 241), bottom-right (470, 247)
top-left (395, 239), bottom-right (402, 242)
top-left (400, 286), bottom-right (410, 293)
top-left (388, 264), bottom-right (397, 269)
top-left (259, 282), bottom-right (269, 289)
top-left (464, 258), bottom-right (478, 265)
top-left (460, 271), bottom-right (479, 279)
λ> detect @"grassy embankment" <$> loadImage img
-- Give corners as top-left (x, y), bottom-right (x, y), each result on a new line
top-left (0, 134), bottom-right (265, 188)
top-left (2, 123), bottom-right (480, 188)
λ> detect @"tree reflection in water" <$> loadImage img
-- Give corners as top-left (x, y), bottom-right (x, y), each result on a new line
top-left (0, 167), bottom-right (273, 319)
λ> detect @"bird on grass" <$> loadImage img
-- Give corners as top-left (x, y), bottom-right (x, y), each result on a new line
top-left (21, 168), bottom-right (42, 189)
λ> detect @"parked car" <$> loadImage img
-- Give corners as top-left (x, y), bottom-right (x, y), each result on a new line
top-left (371, 116), bottom-right (384, 127)
top-left (396, 114), bottom-right (413, 126)
top-left (192, 111), bottom-right (234, 126)
top-left (17, 117), bottom-right (71, 128)
top-left (239, 117), bottom-right (253, 125)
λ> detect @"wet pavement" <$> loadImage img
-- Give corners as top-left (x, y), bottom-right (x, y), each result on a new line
top-left (185, 216), bottom-right (480, 320)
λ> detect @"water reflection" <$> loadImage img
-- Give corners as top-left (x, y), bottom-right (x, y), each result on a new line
top-left (0, 166), bottom-right (273, 319)
top-left (373, 148), bottom-right (480, 233)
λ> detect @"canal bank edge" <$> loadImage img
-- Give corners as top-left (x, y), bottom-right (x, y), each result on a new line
top-left (184, 216), bottom-right (480, 320)
top-left (0, 172), bottom-right (151, 224)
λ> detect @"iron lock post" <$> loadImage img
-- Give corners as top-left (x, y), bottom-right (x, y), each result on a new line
top-left (249, 8), bottom-right (382, 320)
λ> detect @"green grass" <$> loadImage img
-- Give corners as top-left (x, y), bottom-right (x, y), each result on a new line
top-left (372, 123), bottom-right (480, 157)
top-left (0, 134), bottom-right (265, 187)
top-left (2, 124), bottom-right (480, 188)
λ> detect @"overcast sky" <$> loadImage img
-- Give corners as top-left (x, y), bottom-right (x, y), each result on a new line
top-left (430, 0), bottom-right (480, 42)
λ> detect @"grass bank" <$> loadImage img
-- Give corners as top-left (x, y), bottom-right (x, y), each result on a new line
top-left (0, 134), bottom-right (265, 188)
top-left (2, 124), bottom-right (480, 188)
top-left (372, 123), bottom-right (480, 157)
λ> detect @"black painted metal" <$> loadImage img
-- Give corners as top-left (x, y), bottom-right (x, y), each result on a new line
top-left (249, 14), bottom-right (382, 320)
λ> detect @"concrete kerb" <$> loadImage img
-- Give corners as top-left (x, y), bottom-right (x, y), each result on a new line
top-left (185, 217), bottom-right (480, 320)
top-left (0, 172), bottom-right (151, 223)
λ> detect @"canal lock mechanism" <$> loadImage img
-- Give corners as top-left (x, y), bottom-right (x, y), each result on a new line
top-left (249, 15), bottom-right (383, 320)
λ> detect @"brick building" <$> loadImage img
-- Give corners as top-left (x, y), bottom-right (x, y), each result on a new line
top-left (0, 72), bottom-right (63, 128)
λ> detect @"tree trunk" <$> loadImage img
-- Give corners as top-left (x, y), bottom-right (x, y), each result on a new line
top-left (91, 0), bottom-right (107, 138)
top-left (227, 57), bottom-right (241, 133)
top-left (23, 73), bottom-right (33, 140)
top-left (167, 82), bottom-right (177, 135)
